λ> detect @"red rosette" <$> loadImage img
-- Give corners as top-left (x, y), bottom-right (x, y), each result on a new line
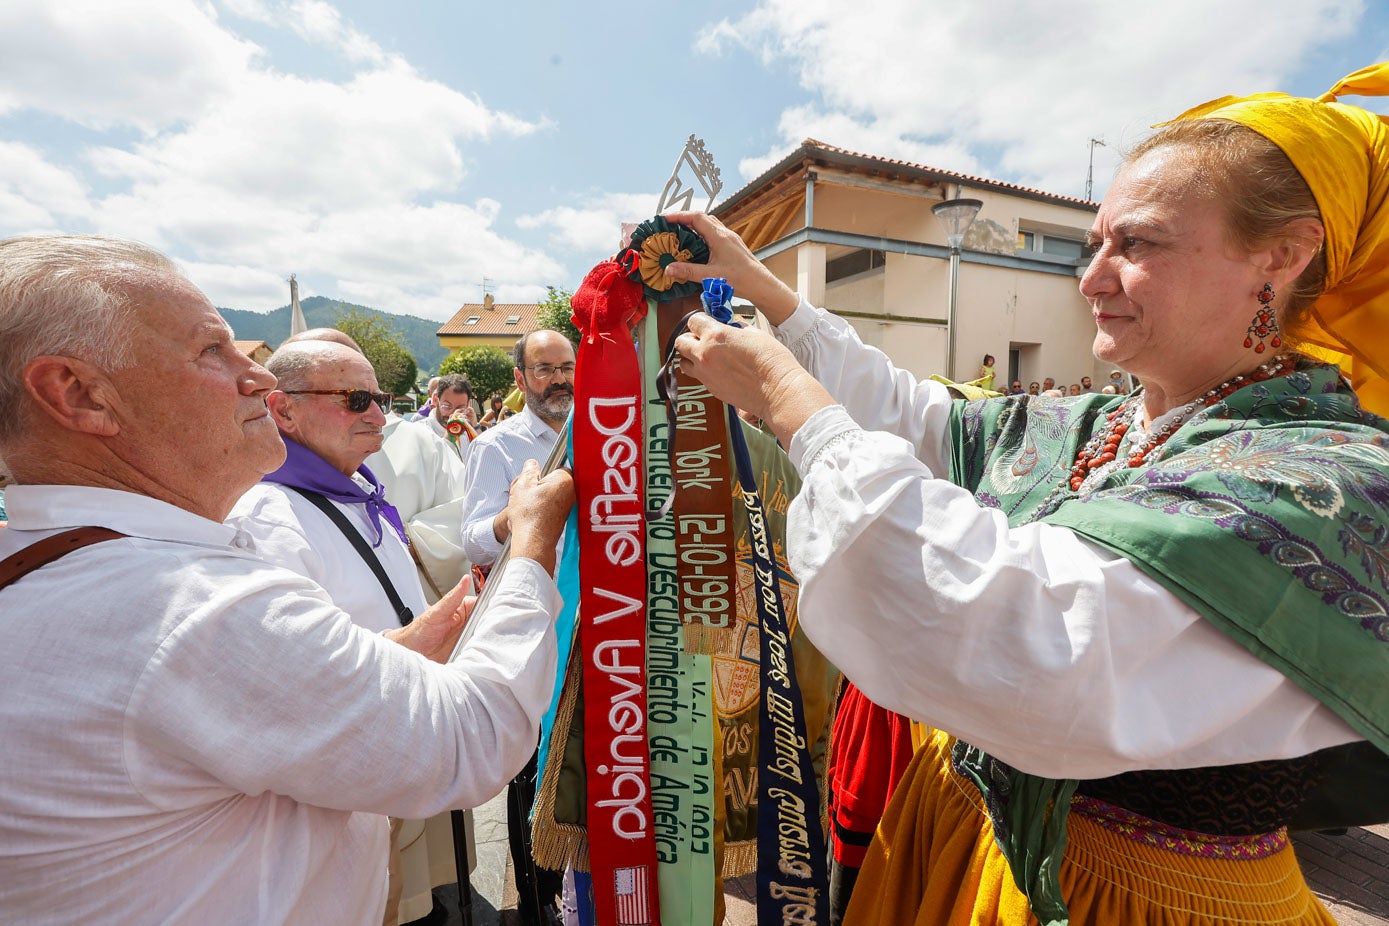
top-left (570, 256), bottom-right (646, 342)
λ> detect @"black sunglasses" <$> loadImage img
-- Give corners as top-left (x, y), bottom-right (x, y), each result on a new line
top-left (282, 389), bottom-right (391, 413)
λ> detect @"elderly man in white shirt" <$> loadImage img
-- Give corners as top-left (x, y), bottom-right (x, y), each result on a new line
top-left (0, 235), bottom-right (573, 925)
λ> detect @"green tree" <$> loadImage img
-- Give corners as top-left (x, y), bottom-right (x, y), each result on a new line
top-left (332, 309), bottom-right (418, 396)
top-left (439, 346), bottom-right (515, 404)
top-left (535, 286), bottom-right (580, 344)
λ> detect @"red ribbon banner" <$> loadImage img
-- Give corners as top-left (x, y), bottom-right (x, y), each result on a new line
top-left (572, 260), bottom-right (661, 926)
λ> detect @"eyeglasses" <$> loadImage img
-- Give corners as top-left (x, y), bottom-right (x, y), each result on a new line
top-left (520, 362), bottom-right (576, 379)
top-left (281, 389), bottom-right (391, 413)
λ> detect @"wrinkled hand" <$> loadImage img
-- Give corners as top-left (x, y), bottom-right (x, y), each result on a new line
top-left (507, 459), bottom-right (575, 573)
top-left (385, 574), bottom-right (476, 663)
top-left (662, 212), bottom-right (800, 325)
top-left (674, 313), bottom-right (833, 447)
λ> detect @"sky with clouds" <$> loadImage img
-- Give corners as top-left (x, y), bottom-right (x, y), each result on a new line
top-left (2, 0), bottom-right (1386, 321)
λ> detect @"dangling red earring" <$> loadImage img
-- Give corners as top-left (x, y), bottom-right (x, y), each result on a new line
top-left (1244, 283), bottom-right (1282, 354)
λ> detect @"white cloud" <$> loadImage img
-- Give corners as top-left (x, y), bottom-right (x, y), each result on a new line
top-left (0, 0), bottom-right (558, 320)
top-left (218, 0), bottom-right (274, 22)
top-left (516, 192), bottom-right (670, 260)
top-left (96, 62), bottom-right (541, 213)
top-left (179, 259), bottom-right (292, 311)
top-left (283, 0), bottom-right (386, 64)
top-left (0, 143), bottom-right (92, 231)
top-left (88, 187), bottom-right (564, 318)
top-left (737, 105), bottom-right (983, 184)
top-left (220, 0), bottom-right (386, 62)
top-left (307, 200), bottom-right (566, 318)
top-left (699, 0), bottom-right (1363, 198)
top-left (0, 0), bottom-right (261, 131)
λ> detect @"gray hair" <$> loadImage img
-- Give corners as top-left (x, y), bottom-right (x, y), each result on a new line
top-left (265, 340), bottom-right (363, 393)
top-left (281, 327), bottom-right (362, 353)
top-left (0, 235), bottom-right (181, 443)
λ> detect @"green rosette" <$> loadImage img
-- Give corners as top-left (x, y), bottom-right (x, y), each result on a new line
top-left (623, 216), bottom-right (710, 303)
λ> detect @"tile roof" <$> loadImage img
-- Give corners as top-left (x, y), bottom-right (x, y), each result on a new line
top-left (234, 339), bottom-right (272, 356)
top-left (716, 138), bottom-right (1099, 217)
top-left (437, 302), bottom-right (543, 337)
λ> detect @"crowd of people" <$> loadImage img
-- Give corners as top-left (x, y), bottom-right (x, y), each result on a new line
top-left (2, 64), bottom-right (1388, 926)
top-left (993, 366), bottom-right (1131, 399)
top-left (0, 256), bottom-right (577, 924)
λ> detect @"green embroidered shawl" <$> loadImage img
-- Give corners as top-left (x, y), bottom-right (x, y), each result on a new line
top-left (946, 360), bottom-right (1389, 925)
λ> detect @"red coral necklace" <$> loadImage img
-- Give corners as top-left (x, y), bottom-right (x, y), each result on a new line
top-left (1068, 355), bottom-right (1295, 492)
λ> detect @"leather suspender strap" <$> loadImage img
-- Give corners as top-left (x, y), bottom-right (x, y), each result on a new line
top-left (0, 526), bottom-right (127, 591)
top-left (285, 487), bottom-right (414, 627)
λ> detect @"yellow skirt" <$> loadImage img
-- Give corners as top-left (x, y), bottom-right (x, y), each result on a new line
top-left (843, 731), bottom-right (1335, 926)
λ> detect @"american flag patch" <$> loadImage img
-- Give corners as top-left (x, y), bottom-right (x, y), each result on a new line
top-left (614, 865), bottom-right (651, 925)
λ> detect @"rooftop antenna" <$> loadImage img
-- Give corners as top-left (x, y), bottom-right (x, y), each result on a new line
top-left (1085, 137), bottom-right (1108, 202)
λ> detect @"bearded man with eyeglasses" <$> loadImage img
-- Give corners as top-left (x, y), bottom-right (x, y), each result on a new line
top-left (457, 328), bottom-right (575, 926)
top-left (458, 329), bottom-right (575, 572)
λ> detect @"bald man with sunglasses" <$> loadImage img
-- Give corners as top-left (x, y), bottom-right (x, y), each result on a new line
top-left (228, 341), bottom-right (419, 633)
top-left (228, 342), bottom-right (449, 924)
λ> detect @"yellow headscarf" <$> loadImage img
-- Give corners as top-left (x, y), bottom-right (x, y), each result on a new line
top-left (1167, 63), bottom-right (1389, 417)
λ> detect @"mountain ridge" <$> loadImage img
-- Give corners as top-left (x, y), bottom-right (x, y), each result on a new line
top-left (219, 295), bottom-right (450, 373)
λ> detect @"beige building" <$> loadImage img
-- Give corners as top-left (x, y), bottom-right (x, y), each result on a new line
top-left (437, 294), bottom-right (542, 354)
top-left (233, 340), bottom-right (273, 365)
top-left (715, 139), bottom-right (1104, 391)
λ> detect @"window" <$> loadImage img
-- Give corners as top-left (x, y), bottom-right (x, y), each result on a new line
top-left (464, 315), bottom-right (481, 325)
top-left (1016, 229), bottom-right (1091, 260)
top-left (826, 248), bottom-right (886, 283)
top-left (1040, 237), bottom-right (1087, 259)
top-left (506, 314), bottom-right (521, 325)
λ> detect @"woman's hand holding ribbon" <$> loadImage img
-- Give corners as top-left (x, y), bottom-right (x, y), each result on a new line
top-left (674, 312), bottom-right (834, 447)
top-left (663, 211), bottom-right (801, 324)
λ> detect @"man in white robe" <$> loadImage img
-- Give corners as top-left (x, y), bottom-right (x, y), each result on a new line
top-left (367, 411), bottom-right (479, 923)
top-left (368, 411), bottom-right (470, 604)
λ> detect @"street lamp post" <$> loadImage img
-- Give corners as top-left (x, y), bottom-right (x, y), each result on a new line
top-left (931, 196), bottom-right (983, 382)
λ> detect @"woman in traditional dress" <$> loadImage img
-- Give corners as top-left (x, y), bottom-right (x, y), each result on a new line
top-left (666, 65), bottom-right (1389, 925)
